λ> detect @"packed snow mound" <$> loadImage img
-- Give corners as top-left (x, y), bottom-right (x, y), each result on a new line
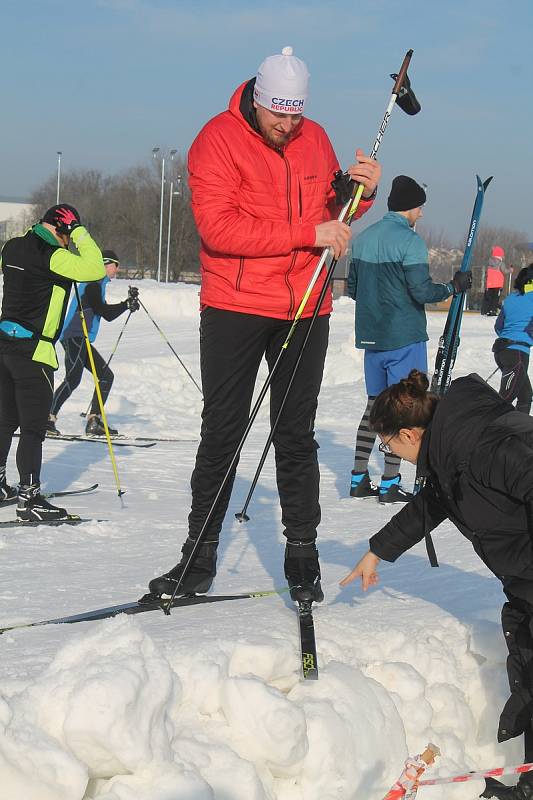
top-left (0, 609), bottom-right (519, 799)
top-left (109, 279), bottom-right (201, 322)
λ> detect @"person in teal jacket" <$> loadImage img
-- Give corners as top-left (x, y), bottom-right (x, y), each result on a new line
top-left (48, 250), bottom-right (139, 437)
top-left (347, 175), bottom-right (471, 503)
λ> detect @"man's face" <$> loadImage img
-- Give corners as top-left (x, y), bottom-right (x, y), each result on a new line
top-left (105, 262), bottom-right (119, 279)
top-left (407, 206), bottom-right (424, 228)
top-left (254, 103), bottom-right (302, 148)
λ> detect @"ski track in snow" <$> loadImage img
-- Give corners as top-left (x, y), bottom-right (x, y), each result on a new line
top-left (0, 281), bottom-right (527, 799)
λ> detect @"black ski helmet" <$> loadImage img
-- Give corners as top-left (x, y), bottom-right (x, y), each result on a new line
top-left (41, 204), bottom-right (81, 229)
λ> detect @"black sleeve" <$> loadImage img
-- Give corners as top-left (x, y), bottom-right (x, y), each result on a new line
top-left (84, 283), bottom-right (128, 322)
top-left (369, 483), bottom-right (447, 562)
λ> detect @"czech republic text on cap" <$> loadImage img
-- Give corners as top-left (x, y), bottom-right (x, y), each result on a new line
top-left (254, 46), bottom-right (309, 114)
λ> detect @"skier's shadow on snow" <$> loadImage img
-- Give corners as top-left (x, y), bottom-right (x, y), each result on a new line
top-left (41, 438), bottom-right (133, 494)
top-left (215, 469), bottom-right (290, 600)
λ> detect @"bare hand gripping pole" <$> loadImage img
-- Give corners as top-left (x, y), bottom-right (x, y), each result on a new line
top-left (164, 50), bottom-right (420, 612)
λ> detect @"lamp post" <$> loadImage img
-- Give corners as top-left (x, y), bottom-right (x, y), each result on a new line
top-left (152, 147), bottom-right (165, 282)
top-left (165, 149), bottom-right (178, 282)
top-left (56, 151), bottom-right (62, 204)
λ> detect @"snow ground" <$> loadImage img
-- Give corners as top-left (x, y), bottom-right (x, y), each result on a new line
top-left (0, 279), bottom-right (527, 799)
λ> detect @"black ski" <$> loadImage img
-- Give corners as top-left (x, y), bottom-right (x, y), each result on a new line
top-left (430, 174), bottom-right (492, 396)
top-left (133, 436), bottom-right (198, 443)
top-left (0, 588), bottom-right (286, 635)
top-left (46, 483), bottom-right (99, 499)
top-left (0, 484), bottom-right (98, 508)
top-left (298, 601), bottom-right (319, 679)
top-left (43, 433), bottom-right (156, 448)
top-left (0, 515), bottom-right (106, 530)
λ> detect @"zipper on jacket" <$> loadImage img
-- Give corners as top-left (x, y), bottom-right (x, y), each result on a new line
top-left (280, 151), bottom-right (296, 317)
top-left (236, 256), bottom-right (245, 291)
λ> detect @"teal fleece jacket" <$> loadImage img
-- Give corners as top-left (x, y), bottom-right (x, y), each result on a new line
top-left (348, 211), bottom-right (453, 351)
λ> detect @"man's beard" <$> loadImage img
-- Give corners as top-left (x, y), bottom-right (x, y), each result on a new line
top-left (257, 121), bottom-right (295, 150)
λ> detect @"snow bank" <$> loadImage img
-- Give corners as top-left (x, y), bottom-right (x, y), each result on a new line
top-left (0, 610), bottom-right (518, 799)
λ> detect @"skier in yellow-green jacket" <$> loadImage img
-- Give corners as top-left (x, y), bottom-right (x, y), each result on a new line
top-left (0, 204), bottom-right (105, 521)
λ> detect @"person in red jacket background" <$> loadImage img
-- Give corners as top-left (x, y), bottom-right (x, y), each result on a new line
top-left (483, 245), bottom-right (512, 316)
top-left (145, 46), bottom-right (381, 604)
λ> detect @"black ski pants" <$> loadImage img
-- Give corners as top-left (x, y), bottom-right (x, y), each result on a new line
top-left (499, 594), bottom-right (533, 768)
top-left (50, 337), bottom-right (114, 417)
top-left (495, 348), bottom-right (532, 414)
top-left (187, 307), bottom-right (329, 548)
top-left (484, 288), bottom-right (501, 315)
top-left (0, 353), bottom-right (54, 485)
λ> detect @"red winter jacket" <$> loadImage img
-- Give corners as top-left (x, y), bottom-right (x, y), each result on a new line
top-left (188, 80), bottom-right (374, 319)
top-left (486, 267), bottom-right (504, 289)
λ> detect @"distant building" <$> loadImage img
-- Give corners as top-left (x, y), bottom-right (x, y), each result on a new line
top-left (0, 197), bottom-right (33, 243)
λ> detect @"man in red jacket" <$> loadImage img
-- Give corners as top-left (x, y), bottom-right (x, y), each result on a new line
top-left (146, 46), bottom-right (381, 603)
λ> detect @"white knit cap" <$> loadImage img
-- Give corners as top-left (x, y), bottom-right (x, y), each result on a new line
top-left (254, 46), bottom-right (309, 114)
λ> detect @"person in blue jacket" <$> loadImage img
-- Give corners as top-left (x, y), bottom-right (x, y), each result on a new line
top-left (347, 175), bottom-right (471, 503)
top-left (47, 250), bottom-right (139, 436)
top-left (493, 264), bottom-right (533, 414)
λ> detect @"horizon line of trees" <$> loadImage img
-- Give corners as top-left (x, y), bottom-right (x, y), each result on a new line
top-left (5, 160), bottom-right (531, 286)
top-left (30, 158), bottom-right (199, 281)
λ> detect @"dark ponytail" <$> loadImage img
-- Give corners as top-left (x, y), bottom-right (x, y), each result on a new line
top-left (369, 369), bottom-right (439, 434)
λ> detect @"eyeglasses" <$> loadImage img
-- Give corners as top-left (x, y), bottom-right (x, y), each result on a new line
top-left (378, 433), bottom-right (396, 454)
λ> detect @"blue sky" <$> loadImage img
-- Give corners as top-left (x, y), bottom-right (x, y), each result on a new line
top-left (2, 0), bottom-right (532, 240)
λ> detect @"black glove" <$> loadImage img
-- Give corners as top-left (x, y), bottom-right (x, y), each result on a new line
top-left (127, 286), bottom-right (140, 312)
top-left (331, 170), bottom-right (355, 205)
top-left (451, 270), bottom-right (472, 294)
top-left (54, 206), bottom-right (82, 236)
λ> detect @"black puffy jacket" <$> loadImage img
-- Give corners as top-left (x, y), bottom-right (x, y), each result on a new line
top-left (370, 374), bottom-right (533, 601)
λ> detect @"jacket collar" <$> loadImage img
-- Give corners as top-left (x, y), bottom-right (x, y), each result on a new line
top-left (383, 211), bottom-right (411, 228)
top-left (32, 223), bottom-right (61, 247)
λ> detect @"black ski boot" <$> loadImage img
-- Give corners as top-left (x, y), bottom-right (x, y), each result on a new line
top-left (482, 776), bottom-right (533, 799)
top-left (17, 484), bottom-right (68, 522)
top-left (379, 474), bottom-right (414, 504)
top-left (46, 415), bottom-right (61, 436)
top-left (0, 470), bottom-right (17, 504)
top-left (85, 414), bottom-right (118, 436)
top-left (284, 540), bottom-right (324, 603)
top-left (145, 537), bottom-right (218, 600)
top-left (350, 470), bottom-right (379, 499)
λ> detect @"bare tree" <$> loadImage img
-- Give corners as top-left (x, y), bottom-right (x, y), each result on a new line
top-left (30, 159), bottom-right (200, 278)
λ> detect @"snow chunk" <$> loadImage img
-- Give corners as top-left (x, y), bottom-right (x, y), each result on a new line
top-left (16, 617), bottom-right (179, 778)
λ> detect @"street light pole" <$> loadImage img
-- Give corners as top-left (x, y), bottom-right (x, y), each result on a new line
top-left (56, 151), bottom-right (62, 204)
top-left (152, 147), bottom-right (165, 282)
top-left (165, 149), bottom-right (178, 282)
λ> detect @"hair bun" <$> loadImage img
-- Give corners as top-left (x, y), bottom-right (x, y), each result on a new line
top-left (400, 369), bottom-right (429, 396)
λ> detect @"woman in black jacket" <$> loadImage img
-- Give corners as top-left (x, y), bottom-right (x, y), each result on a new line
top-left (340, 370), bottom-right (533, 800)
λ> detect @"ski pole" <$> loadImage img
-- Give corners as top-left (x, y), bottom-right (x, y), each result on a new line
top-left (74, 284), bottom-right (125, 502)
top-left (139, 299), bottom-right (202, 395)
top-left (235, 50), bottom-right (420, 523)
top-left (162, 50), bottom-right (420, 612)
top-left (235, 252), bottom-right (335, 523)
top-left (80, 311), bottom-right (132, 418)
top-left (485, 366), bottom-right (499, 382)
